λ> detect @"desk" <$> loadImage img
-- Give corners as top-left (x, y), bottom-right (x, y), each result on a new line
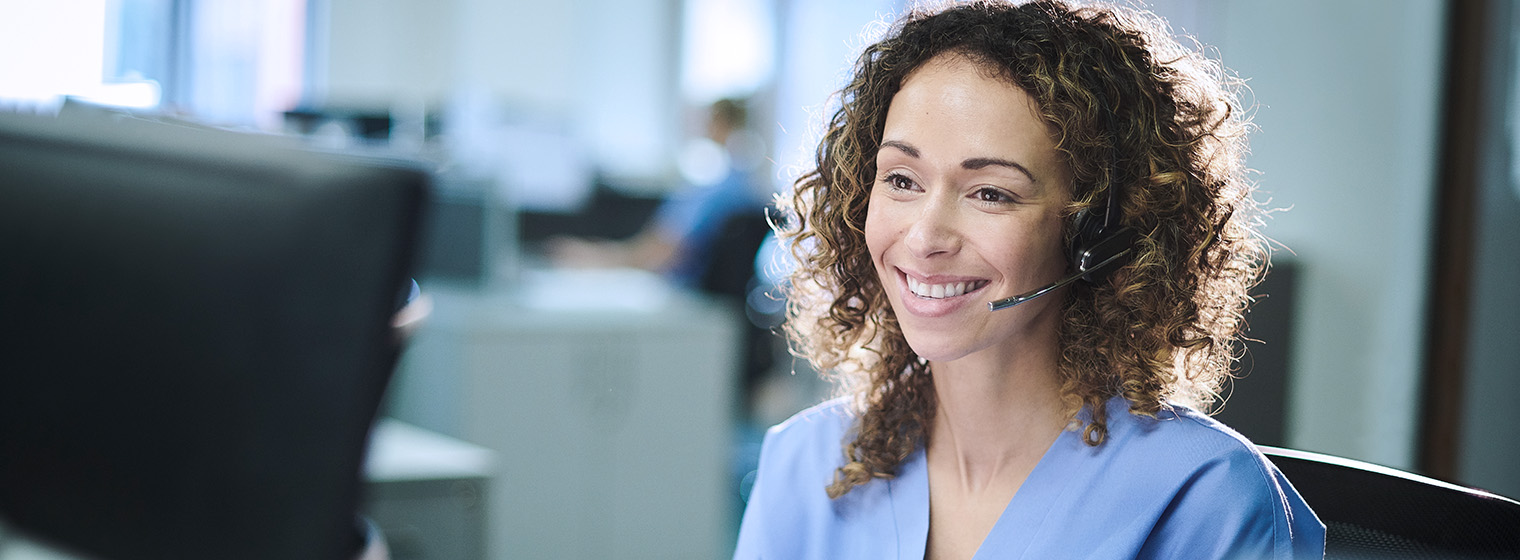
top-left (388, 269), bottom-right (741, 559)
top-left (365, 420), bottom-right (494, 560)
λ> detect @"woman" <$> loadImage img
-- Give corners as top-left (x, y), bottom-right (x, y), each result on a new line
top-left (734, 1), bottom-right (1324, 559)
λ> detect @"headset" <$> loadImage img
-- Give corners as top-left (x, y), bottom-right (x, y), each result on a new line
top-left (988, 106), bottom-right (1137, 311)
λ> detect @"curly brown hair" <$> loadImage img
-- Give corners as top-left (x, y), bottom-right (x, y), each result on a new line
top-left (778, 0), bottom-right (1264, 498)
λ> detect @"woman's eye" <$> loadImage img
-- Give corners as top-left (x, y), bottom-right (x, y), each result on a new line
top-left (974, 187), bottom-right (1014, 203)
top-left (883, 173), bottom-right (917, 191)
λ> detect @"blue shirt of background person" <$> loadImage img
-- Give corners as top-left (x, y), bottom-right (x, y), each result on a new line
top-left (546, 98), bottom-right (768, 289)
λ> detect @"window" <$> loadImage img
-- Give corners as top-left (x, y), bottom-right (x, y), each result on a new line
top-left (0, 0), bottom-right (306, 130)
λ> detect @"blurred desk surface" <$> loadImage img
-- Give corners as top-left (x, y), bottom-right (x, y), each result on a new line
top-left (365, 420), bottom-right (493, 560)
top-left (387, 268), bottom-right (741, 560)
top-left (366, 419), bottom-right (494, 482)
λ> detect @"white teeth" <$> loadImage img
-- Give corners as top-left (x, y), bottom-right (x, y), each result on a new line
top-left (907, 277), bottom-right (984, 299)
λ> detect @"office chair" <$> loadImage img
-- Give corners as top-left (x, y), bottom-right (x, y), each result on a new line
top-left (696, 211), bottom-right (780, 404)
top-left (1260, 446), bottom-right (1520, 559)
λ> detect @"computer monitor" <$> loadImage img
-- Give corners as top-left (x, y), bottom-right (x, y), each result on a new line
top-left (0, 110), bottom-right (428, 560)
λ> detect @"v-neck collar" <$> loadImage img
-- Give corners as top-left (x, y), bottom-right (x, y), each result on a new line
top-left (887, 422), bottom-right (1088, 560)
top-left (973, 426), bottom-right (1085, 558)
top-left (887, 446), bottom-right (929, 560)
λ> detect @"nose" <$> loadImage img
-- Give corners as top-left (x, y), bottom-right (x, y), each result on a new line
top-left (904, 195), bottom-right (961, 259)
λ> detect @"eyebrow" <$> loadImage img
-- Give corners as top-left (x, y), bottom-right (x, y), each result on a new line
top-left (880, 140), bottom-right (921, 158)
top-left (879, 140), bottom-right (1037, 183)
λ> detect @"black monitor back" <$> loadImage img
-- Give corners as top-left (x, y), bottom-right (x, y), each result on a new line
top-left (0, 111), bottom-right (428, 560)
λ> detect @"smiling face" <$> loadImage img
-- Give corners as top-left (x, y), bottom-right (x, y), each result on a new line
top-left (865, 54), bottom-right (1072, 365)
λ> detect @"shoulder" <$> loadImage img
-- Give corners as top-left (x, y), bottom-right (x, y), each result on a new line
top-left (735, 398), bottom-right (908, 559)
top-left (1098, 398), bottom-right (1325, 558)
top-left (733, 398), bottom-right (855, 558)
top-left (1103, 398), bottom-right (1252, 454)
top-left (749, 397), bottom-right (856, 500)
top-left (1096, 398), bottom-right (1285, 495)
top-left (767, 397), bottom-right (855, 449)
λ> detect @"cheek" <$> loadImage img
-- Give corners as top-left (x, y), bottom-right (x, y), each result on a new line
top-left (986, 218), bottom-right (1067, 278)
top-left (1033, 220), bottom-right (1069, 275)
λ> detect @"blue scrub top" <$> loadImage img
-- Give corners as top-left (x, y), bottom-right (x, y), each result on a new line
top-left (734, 396), bottom-right (1325, 559)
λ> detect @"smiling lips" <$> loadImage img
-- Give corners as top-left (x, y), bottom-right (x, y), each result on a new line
top-left (905, 274), bottom-right (989, 299)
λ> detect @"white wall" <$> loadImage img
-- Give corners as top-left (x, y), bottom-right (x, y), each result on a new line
top-left (324, 0), bottom-right (456, 106)
top-left (319, 0), bottom-right (680, 186)
top-left (1204, 0), bottom-right (1446, 469)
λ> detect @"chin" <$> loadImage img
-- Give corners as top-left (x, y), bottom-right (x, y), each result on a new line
top-left (900, 332), bottom-right (978, 364)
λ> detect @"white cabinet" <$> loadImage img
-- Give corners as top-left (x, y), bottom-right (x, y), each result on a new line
top-left (389, 269), bottom-right (741, 559)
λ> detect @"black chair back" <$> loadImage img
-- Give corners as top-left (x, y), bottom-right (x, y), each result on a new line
top-left (1261, 446), bottom-right (1520, 559)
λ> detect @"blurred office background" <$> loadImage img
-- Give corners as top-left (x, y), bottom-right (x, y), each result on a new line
top-left (3, 0), bottom-right (1518, 558)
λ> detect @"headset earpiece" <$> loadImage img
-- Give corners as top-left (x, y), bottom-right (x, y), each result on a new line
top-left (1068, 203), bottom-right (1137, 284)
top-left (986, 195), bottom-right (1136, 311)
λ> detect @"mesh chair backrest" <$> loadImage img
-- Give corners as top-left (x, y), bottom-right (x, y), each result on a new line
top-left (1261, 446), bottom-right (1520, 559)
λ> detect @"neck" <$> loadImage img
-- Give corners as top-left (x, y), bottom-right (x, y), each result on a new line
top-left (925, 329), bottom-right (1067, 493)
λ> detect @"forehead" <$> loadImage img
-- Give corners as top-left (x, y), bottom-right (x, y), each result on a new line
top-left (881, 54), bottom-right (1065, 171)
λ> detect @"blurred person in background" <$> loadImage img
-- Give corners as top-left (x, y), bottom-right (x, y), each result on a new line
top-left (548, 98), bottom-right (770, 290)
